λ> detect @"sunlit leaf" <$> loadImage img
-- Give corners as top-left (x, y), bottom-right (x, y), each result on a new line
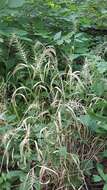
top-left (93, 175), bottom-right (102, 182)
top-left (54, 31), bottom-right (62, 41)
top-left (103, 183), bottom-right (107, 190)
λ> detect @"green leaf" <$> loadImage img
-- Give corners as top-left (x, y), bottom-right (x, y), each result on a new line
top-left (57, 39), bottom-right (64, 45)
top-left (88, 110), bottom-right (107, 123)
top-left (6, 171), bottom-right (23, 179)
top-left (5, 114), bottom-right (16, 122)
top-left (0, 38), bottom-right (4, 43)
top-left (81, 160), bottom-right (94, 175)
top-left (59, 146), bottom-right (67, 159)
top-left (104, 174), bottom-right (107, 182)
top-left (103, 183), bottom-right (107, 190)
top-left (101, 124), bottom-right (107, 131)
top-left (54, 31), bottom-right (62, 41)
top-left (0, 177), bottom-right (3, 184)
top-left (0, 0), bottom-right (8, 9)
top-left (101, 150), bottom-right (107, 158)
top-left (96, 61), bottom-right (107, 74)
top-left (0, 27), bottom-right (28, 37)
top-left (34, 180), bottom-right (41, 190)
top-left (97, 164), bottom-right (105, 181)
top-left (92, 81), bottom-right (105, 96)
top-left (79, 114), bottom-right (97, 131)
top-left (8, 0), bottom-right (25, 8)
top-left (93, 175), bottom-right (102, 182)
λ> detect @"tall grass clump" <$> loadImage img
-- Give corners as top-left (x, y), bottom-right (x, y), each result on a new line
top-left (0, 36), bottom-right (106, 190)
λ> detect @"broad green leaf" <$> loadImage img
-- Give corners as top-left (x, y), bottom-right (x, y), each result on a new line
top-left (79, 115), bottom-right (97, 131)
top-left (103, 183), bottom-right (107, 190)
top-left (54, 31), bottom-right (62, 41)
top-left (81, 159), bottom-right (93, 175)
top-left (57, 39), bottom-right (64, 45)
top-left (0, 0), bottom-right (8, 9)
top-left (59, 146), bottom-right (67, 159)
top-left (5, 114), bottom-right (16, 122)
top-left (96, 62), bottom-right (107, 74)
top-left (101, 150), bottom-right (107, 158)
top-left (92, 80), bottom-right (105, 96)
top-left (97, 164), bottom-right (105, 181)
top-left (0, 27), bottom-right (28, 37)
top-left (0, 38), bottom-right (4, 43)
top-left (6, 171), bottom-right (23, 179)
top-left (34, 180), bottom-right (41, 190)
top-left (19, 36), bottom-right (32, 42)
top-left (8, 0), bottom-right (25, 8)
top-left (88, 110), bottom-right (107, 123)
top-left (0, 177), bottom-right (3, 184)
top-left (93, 175), bottom-right (102, 182)
top-left (101, 124), bottom-right (107, 131)
top-left (104, 174), bottom-right (107, 182)
top-left (34, 30), bottom-right (50, 39)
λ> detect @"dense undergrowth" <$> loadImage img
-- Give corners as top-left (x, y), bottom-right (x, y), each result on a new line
top-left (1, 1), bottom-right (107, 190)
